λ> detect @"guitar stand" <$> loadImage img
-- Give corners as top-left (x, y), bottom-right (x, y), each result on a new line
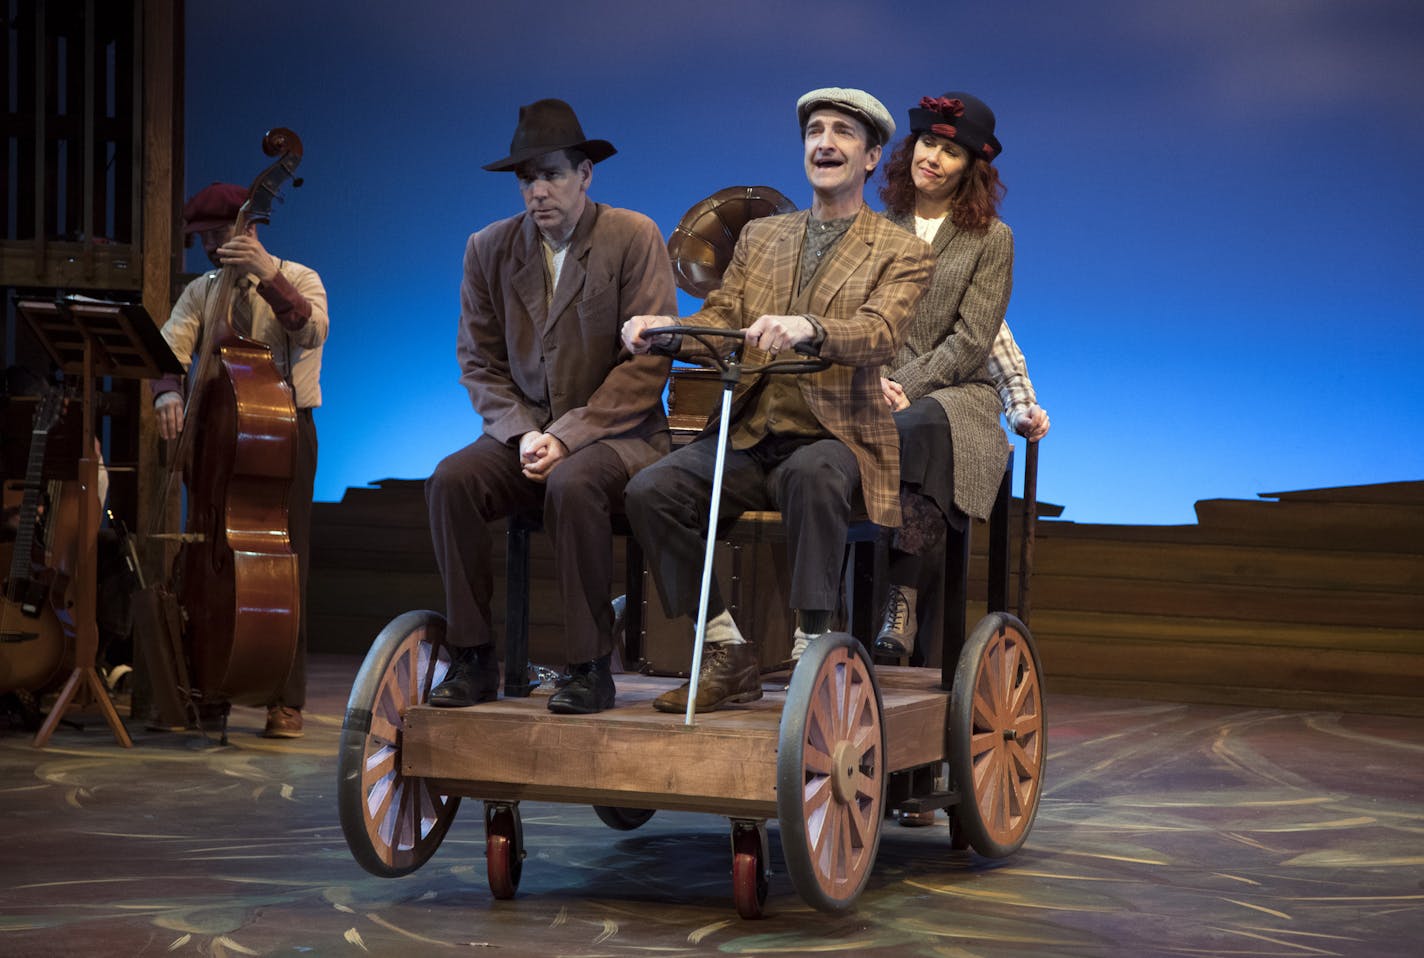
top-left (15, 295), bottom-right (183, 749)
top-left (33, 653), bottom-right (133, 747)
top-left (31, 451), bottom-right (134, 748)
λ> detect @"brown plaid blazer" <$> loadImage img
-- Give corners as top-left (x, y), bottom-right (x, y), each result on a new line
top-left (684, 205), bottom-right (933, 526)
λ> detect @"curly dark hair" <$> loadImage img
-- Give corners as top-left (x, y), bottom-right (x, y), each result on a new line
top-left (877, 133), bottom-right (1005, 231)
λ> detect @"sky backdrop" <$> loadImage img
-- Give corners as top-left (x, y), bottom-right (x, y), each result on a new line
top-left (184, 0), bottom-right (1424, 525)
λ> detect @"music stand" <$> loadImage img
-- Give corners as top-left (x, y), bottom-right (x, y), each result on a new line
top-left (15, 295), bottom-right (182, 748)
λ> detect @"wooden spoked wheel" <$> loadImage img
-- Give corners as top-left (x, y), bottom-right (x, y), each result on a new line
top-left (337, 610), bottom-right (460, 877)
top-left (484, 801), bottom-right (524, 900)
top-left (776, 632), bottom-right (886, 913)
top-left (730, 819), bottom-right (770, 920)
top-left (948, 612), bottom-right (1046, 858)
top-left (593, 805), bottom-right (656, 830)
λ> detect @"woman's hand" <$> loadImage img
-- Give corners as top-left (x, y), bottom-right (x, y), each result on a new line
top-left (880, 376), bottom-right (909, 411)
top-left (1013, 404), bottom-right (1050, 441)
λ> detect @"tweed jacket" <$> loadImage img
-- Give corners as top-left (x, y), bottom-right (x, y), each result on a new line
top-left (885, 212), bottom-right (1013, 519)
top-left (684, 205), bottom-right (933, 526)
top-left (458, 201), bottom-right (676, 476)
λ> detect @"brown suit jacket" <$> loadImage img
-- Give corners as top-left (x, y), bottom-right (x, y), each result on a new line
top-left (685, 205), bottom-right (932, 525)
top-left (458, 201), bottom-right (676, 475)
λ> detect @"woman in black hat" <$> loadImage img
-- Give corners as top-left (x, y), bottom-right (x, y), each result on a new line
top-left (874, 92), bottom-right (1049, 662)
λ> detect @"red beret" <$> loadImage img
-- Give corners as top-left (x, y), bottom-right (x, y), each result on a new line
top-left (181, 182), bottom-right (247, 233)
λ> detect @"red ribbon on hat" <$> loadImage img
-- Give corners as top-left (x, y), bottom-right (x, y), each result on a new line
top-left (921, 96), bottom-right (967, 143)
top-left (920, 96), bottom-right (966, 119)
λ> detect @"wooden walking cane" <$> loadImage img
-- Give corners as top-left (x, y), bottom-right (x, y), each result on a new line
top-left (1017, 439), bottom-right (1039, 626)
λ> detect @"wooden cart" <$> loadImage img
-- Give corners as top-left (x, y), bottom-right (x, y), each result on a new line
top-left (336, 502), bottom-right (1045, 916)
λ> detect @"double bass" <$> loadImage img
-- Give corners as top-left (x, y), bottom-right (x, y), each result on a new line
top-left (159, 128), bottom-right (306, 712)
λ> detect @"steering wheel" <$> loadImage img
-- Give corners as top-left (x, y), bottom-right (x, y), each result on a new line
top-left (644, 325), bottom-right (830, 378)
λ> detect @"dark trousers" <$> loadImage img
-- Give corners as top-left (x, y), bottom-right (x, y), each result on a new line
top-left (274, 408), bottom-right (317, 709)
top-left (625, 435), bottom-right (860, 622)
top-left (425, 433), bottom-right (628, 665)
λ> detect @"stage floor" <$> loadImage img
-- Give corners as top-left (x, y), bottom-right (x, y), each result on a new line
top-left (2, 654), bottom-right (1420, 957)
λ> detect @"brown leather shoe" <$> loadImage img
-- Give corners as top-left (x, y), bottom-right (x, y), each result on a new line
top-left (654, 642), bottom-right (762, 713)
top-left (262, 705), bottom-right (303, 738)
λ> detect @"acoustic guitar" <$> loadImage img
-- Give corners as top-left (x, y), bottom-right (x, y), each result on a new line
top-left (1, 385), bottom-right (68, 692)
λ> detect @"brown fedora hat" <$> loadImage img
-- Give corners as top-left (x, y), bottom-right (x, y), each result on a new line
top-left (483, 98), bottom-right (616, 172)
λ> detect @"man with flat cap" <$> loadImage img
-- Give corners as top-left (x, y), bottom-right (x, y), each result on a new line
top-left (151, 182), bottom-right (329, 738)
top-left (426, 98), bottom-right (676, 715)
top-left (621, 87), bottom-right (932, 713)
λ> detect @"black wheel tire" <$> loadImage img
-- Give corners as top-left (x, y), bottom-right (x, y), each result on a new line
top-left (593, 805), bottom-right (656, 830)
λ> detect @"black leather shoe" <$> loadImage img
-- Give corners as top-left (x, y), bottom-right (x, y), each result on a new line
top-left (547, 655), bottom-right (615, 714)
top-left (430, 644), bottom-right (500, 708)
top-left (873, 585), bottom-right (917, 657)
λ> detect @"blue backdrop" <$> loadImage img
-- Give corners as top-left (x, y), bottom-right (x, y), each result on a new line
top-left (184, 0), bottom-right (1424, 525)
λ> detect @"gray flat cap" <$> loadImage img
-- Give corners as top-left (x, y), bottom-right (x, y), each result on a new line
top-left (796, 87), bottom-right (895, 146)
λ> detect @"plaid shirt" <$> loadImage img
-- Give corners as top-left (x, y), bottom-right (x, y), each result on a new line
top-left (987, 321), bottom-right (1040, 429)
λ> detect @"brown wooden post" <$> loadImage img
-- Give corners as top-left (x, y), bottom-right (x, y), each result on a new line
top-left (136, 0), bottom-right (184, 585)
top-left (132, 0), bottom-right (184, 720)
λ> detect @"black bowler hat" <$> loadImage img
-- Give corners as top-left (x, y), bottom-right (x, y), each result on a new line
top-left (907, 92), bottom-right (1003, 162)
top-left (483, 98), bottom-right (617, 172)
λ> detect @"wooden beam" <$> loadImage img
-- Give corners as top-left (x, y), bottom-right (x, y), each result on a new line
top-left (136, 0), bottom-right (182, 583)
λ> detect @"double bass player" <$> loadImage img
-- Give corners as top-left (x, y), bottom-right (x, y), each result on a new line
top-left (151, 182), bottom-right (329, 738)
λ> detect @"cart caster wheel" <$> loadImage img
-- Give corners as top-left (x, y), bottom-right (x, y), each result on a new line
top-left (950, 613), bottom-right (1046, 858)
top-left (947, 808), bottom-right (971, 850)
top-left (730, 819), bottom-right (770, 920)
top-left (338, 611), bottom-right (460, 877)
top-left (593, 805), bottom-right (656, 830)
top-left (777, 632), bottom-right (886, 913)
top-left (485, 801), bottom-right (524, 899)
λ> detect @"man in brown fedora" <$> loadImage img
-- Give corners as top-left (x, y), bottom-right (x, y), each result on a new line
top-left (425, 98), bottom-right (676, 715)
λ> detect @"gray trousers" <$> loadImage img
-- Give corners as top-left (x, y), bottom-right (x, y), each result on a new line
top-left (625, 434), bottom-right (861, 622)
top-left (425, 433), bottom-right (627, 665)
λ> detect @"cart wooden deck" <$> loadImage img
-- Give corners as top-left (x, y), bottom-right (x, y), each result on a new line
top-left (404, 669), bottom-right (952, 818)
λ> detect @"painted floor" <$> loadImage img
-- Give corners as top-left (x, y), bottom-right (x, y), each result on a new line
top-left (2, 655), bottom-right (1421, 957)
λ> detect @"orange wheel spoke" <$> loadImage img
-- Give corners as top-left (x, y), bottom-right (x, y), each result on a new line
top-left (370, 771), bottom-right (398, 833)
top-left (390, 776), bottom-right (413, 851)
top-left (825, 802), bottom-right (843, 876)
top-left (972, 683), bottom-right (999, 729)
top-left (362, 745), bottom-right (397, 784)
top-left (807, 791), bottom-right (834, 862)
top-left (803, 742), bottom-right (835, 776)
top-left (369, 709), bottom-right (401, 748)
top-left (804, 775), bottom-right (833, 822)
top-left (968, 728), bottom-right (998, 761)
top-left (847, 784), bottom-right (877, 838)
top-left (373, 679), bottom-right (404, 730)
